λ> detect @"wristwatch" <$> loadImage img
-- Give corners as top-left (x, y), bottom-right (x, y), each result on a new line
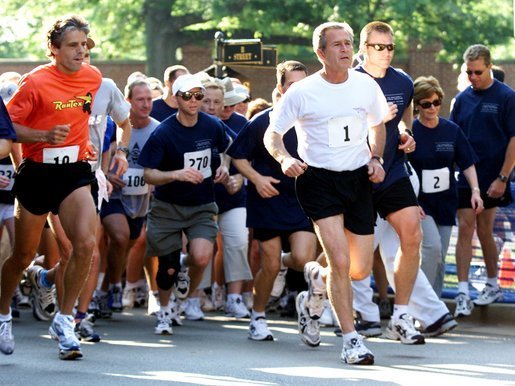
top-left (497, 174), bottom-right (508, 183)
top-left (403, 129), bottom-right (414, 137)
top-left (371, 155), bottom-right (384, 165)
top-left (116, 146), bottom-right (130, 157)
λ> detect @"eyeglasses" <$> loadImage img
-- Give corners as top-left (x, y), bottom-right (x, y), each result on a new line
top-left (465, 69), bottom-right (484, 76)
top-left (365, 43), bottom-right (395, 52)
top-left (418, 99), bottom-right (442, 109)
top-left (177, 91), bottom-right (204, 101)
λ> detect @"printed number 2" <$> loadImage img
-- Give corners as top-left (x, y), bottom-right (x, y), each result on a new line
top-left (434, 176), bottom-right (440, 190)
top-left (343, 125), bottom-right (350, 142)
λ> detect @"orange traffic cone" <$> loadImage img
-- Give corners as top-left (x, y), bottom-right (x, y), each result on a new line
top-left (498, 245), bottom-right (515, 288)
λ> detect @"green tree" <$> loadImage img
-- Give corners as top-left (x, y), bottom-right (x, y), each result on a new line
top-left (1, 0), bottom-right (513, 75)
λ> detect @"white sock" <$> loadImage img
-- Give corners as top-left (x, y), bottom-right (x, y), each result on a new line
top-left (458, 282), bottom-right (469, 296)
top-left (227, 293), bottom-right (240, 303)
top-left (0, 312), bottom-right (11, 322)
top-left (251, 310), bottom-right (265, 320)
top-left (486, 277), bottom-right (498, 289)
top-left (343, 330), bottom-right (360, 343)
top-left (125, 281), bottom-right (139, 290)
top-left (392, 305), bottom-right (409, 320)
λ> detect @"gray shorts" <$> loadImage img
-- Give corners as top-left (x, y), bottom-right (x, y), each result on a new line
top-left (146, 197), bottom-right (219, 257)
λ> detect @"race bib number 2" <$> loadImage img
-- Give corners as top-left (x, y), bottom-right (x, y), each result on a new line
top-left (184, 149), bottom-right (212, 179)
top-left (422, 167), bottom-right (450, 193)
top-left (43, 145), bottom-right (79, 164)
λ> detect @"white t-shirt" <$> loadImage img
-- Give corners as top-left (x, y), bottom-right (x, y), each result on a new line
top-left (269, 70), bottom-right (388, 171)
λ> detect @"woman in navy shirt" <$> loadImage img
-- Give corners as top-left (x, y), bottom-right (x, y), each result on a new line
top-left (409, 76), bottom-right (483, 296)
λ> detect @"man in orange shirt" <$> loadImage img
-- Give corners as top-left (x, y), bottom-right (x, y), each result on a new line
top-left (0, 15), bottom-right (101, 360)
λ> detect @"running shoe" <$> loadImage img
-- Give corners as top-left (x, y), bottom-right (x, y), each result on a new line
top-left (97, 293), bottom-right (112, 319)
top-left (110, 286), bottom-right (123, 312)
top-left (135, 285), bottom-right (148, 308)
top-left (49, 313), bottom-right (82, 360)
top-left (225, 296), bottom-right (251, 318)
top-left (183, 298), bottom-right (204, 321)
top-left (74, 314), bottom-right (101, 342)
top-left (15, 286), bottom-right (31, 309)
top-left (88, 294), bottom-right (101, 319)
top-left (295, 291), bottom-right (320, 347)
top-left (147, 291), bottom-right (160, 316)
top-left (248, 317), bottom-right (274, 341)
top-left (212, 282), bottom-right (225, 311)
top-left (341, 335), bottom-right (374, 365)
top-left (169, 294), bottom-right (183, 326)
top-left (319, 299), bottom-right (336, 326)
top-left (173, 266), bottom-right (190, 300)
top-left (384, 313), bottom-right (425, 344)
top-left (473, 284), bottom-right (503, 306)
top-left (122, 287), bottom-right (137, 309)
top-left (303, 261), bottom-right (326, 320)
top-left (354, 312), bottom-right (382, 337)
top-left (379, 299), bottom-right (392, 319)
top-left (418, 312), bottom-right (458, 337)
top-left (0, 319), bottom-right (14, 355)
top-left (454, 292), bottom-right (473, 317)
top-left (27, 265), bottom-right (56, 321)
top-left (154, 311), bottom-right (173, 335)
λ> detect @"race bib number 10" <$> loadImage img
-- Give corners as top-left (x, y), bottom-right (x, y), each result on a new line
top-left (184, 149), bottom-right (212, 179)
top-left (43, 145), bottom-right (79, 164)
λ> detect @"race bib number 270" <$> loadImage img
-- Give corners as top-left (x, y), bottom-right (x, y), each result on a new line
top-left (184, 149), bottom-right (212, 179)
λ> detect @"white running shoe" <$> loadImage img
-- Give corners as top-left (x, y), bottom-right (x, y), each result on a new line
top-left (147, 291), bottom-right (160, 316)
top-left (295, 291), bottom-right (320, 347)
top-left (27, 265), bottom-right (57, 321)
top-left (49, 313), bottom-right (82, 360)
top-left (225, 296), bottom-right (251, 318)
top-left (154, 311), bottom-right (173, 335)
top-left (212, 282), bottom-right (226, 311)
top-left (303, 261), bottom-right (326, 320)
top-left (341, 335), bottom-right (374, 365)
top-left (183, 298), bottom-right (205, 321)
top-left (454, 292), bottom-right (474, 317)
top-left (384, 313), bottom-right (425, 345)
top-left (473, 284), bottom-right (503, 306)
top-left (248, 317), bottom-right (273, 341)
top-left (319, 299), bottom-right (336, 326)
top-left (0, 319), bottom-right (14, 355)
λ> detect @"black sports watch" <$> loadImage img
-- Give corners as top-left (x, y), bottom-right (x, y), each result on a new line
top-left (403, 129), bottom-right (414, 137)
top-left (116, 146), bottom-right (130, 157)
top-left (371, 155), bottom-right (384, 165)
top-left (497, 174), bottom-right (508, 183)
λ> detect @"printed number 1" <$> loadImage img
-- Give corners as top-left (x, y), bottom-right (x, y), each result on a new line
top-left (343, 125), bottom-right (350, 142)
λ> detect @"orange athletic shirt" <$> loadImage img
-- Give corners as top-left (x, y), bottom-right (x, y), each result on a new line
top-left (7, 63), bottom-right (102, 163)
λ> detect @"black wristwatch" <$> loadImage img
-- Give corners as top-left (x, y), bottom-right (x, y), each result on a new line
top-left (371, 155), bottom-right (384, 165)
top-left (403, 129), bottom-right (414, 137)
top-left (497, 174), bottom-right (508, 183)
top-left (116, 146), bottom-right (130, 157)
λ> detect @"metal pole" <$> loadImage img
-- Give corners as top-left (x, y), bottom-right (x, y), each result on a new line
top-left (214, 31), bottom-right (225, 79)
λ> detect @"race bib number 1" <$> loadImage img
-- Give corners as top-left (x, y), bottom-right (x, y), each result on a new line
top-left (422, 167), bottom-right (450, 193)
top-left (184, 149), bottom-right (212, 179)
top-left (327, 116), bottom-right (362, 148)
top-left (43, 145), bottom-right (79, 164)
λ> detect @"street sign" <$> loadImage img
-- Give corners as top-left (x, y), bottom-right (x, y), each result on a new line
top-left (221, 40), bottom-right (262, 65)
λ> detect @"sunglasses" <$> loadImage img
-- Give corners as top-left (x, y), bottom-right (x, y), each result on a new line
top-left (178, 91), bottom-right (204, 101)
top-left (465, 70), bottom-right (484, 76)
top-left (418, 99), bottom-right (442, 109)
top-left (365, 43), bottom-right (395, 52)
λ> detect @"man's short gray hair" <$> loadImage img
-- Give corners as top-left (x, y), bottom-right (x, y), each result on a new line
top-left (463, 44), bottom-right (491, 66)
top-left (312, 22), bottom-right (354, 52)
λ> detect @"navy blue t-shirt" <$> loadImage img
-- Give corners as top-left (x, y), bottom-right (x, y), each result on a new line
top-left (227, 108), bottom-right (311, 230)
top-left (354, 66), bottom-right (413, 191)
top-left (150, 98), bottom-right (178, 122)
top-left (409, 118), bottom-right (477, 225)
top-left (450, 80), bottom-right (515, 190)
top-left (0, 98), bottom-right (16, 141)
top-left (102, 116), bottom-right (116, 153)
top-left (214, 123), bottom-right (247, 214)
top-left (223, 112), bottom-right (248, 134)
top-left (138, 112), bottom-right (230, 206)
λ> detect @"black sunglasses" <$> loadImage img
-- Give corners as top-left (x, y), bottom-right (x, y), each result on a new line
top-left (365, 43), bottom-right (395, 52)
top-left (178, 91), bottom-right (204, 101)
top-left (418, 99), bottom-right (442, 109)
top-left (465, 70), bottom-right (484, 76)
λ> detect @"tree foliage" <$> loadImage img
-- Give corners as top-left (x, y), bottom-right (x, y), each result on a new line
top-left (1, 0), bottom-right (513, 73)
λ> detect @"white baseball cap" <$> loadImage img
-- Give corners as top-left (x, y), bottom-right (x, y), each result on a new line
top-left (172, 74), bottom-right (205, 96)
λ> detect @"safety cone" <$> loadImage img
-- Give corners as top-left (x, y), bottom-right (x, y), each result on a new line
top-left (498, 245), bottom-right (515, 288)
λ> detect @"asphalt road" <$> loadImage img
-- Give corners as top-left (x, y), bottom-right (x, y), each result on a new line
top-left (0, 304), bottom-right (514, 386)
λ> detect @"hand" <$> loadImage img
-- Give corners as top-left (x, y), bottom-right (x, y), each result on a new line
top-left (110, 153), bottom-right (129, 176)
top-left (213, 165), bottom-right (229, 184)
top-left (487, 179), bottom-right (506, 199)
top-left (255, 174), bottom-right (281, 199)
top-left (281, 157), bottom-right (308, 178)
top-left (106, 179), bottom-right (113, 196)
top-left (47, 124), bottom-right (71, 144)
top-left (0, 175), bottom-right (10, 189)
top-left (471, 190), bottom-right (484, 214)
top-left (399, 132), bottom-right (416, 153)
top-left (106, 172), bottom-right (126, 189)
top-left (174, 167), bottom-right (204, 184)
top-left (224, 174), bottom-right (243, 195)
top-left (384, 102), bottom-right (398, 123)
top-left (367, 158), bottom-right (385, 183)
